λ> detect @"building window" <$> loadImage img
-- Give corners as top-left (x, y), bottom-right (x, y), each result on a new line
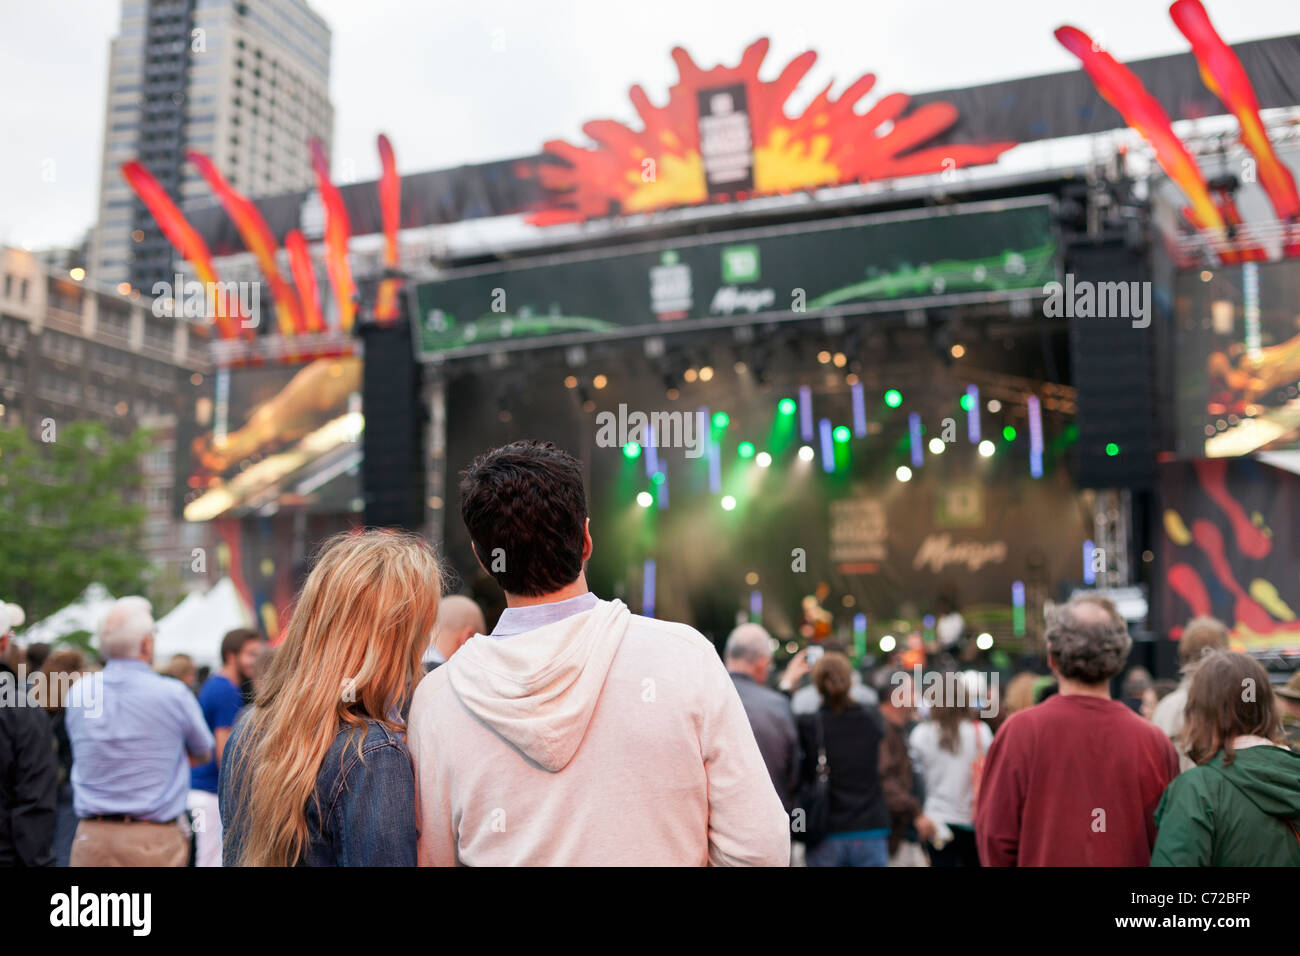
top-left (47, 279), bottom-right (83, 314)
top-left (99, 304), bottom-right (132, 339)
top-left (39, 331), bottom-right (84, 363)
top-left (143, 317), bottom-right (173, 352)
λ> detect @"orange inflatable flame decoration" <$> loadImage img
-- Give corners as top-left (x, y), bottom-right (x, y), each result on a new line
top-left (285, 229), bottom-right (325, 333)
top-left (186, 151), bottom-right (305, 335)
top-left (120, 160), bottom-right (240, 339)
top-left (529, 37), bottom-right (1017, 225)
top-left (374, 133), bottom-right (403, 323)
top-left (1170, 0), bottom-right (1300, 256)
top-left (1054, 25), bottom-right (1266, 264)
top-left (309, 138), bottom-right (357, 331)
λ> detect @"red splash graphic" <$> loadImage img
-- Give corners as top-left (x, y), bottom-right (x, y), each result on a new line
top-left (187, 151), bottom-right (305, 336)
top-left (309, 138), bottom-right (357, 332)
top-left (1193, 458), bottom-right (1271, 559)
top-left (1167, 562), bottom-right (1212, 618)
top-left (285, 229), bottom-right (325, 333)
top-left (1171, 0), bottom-right (1300, 255)
top-left (120, 160), bottom-right (240, 339)
top-left (527, 38), bottom-right (1017, 225)
top-left (1163, 462), bottom-right (1296, 645)
top-left (1054, 25), bottom-right (1249, 262)
top-left (374, 133), bottom-right (403, 323)
top-left (1190, 519), bottom-right (1276, 633)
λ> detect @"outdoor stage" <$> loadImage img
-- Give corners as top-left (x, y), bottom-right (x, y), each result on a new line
top-left (437, 302), bottom-right (1090, 654)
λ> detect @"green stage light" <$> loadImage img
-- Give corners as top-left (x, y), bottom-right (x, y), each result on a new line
top-left (960, 394), bottom-right (974, 412)
top-left (636, 491), bottom-right (653, 508)
top-left (884, 389), bottom-right (902, 408)
top-left (712, 411), bottom-right (730, 429)
top-left (623, 441), bottom-right (641, 459)
top-left (832, 425), bottom-right (850, 443)
top-left (737, 441), bottom-right (755, 459)
top-left (778, 397), bottom-right (797, 415)
top-left (1002, 426), bottom-right (1016, 442)
top-left (651, 471), bottom-right (666, 485)
top-left (721, 495), bottom-right (737, 511)
top-left (1106, 442), bottom-right (1120, 456)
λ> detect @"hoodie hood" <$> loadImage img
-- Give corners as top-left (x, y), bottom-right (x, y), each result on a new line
top-left (1211, 744), bottom-right (1300, 820)
top-left (446, 598), bottom-right (630, 772)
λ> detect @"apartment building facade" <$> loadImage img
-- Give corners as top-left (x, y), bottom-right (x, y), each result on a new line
top-left (0, 246), bottom-right (213, 599)
top-left (89, 0), bottom-right (333, 293)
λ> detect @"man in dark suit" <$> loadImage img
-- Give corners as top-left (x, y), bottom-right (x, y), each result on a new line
top-left (0, 603), bottom-right (57, 866)
top-left (724, 624), bottom-right (799, 813)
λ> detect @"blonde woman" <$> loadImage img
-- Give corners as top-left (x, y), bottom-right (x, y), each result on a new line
top-left (219, 530), bottom-right (441, 866)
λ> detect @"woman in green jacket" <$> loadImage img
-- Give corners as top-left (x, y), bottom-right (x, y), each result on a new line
top-left (1152, 650), bottom-right (1300, 866)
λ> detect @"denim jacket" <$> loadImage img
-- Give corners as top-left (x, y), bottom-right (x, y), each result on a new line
top-left (219, 712), bottom-right (417, 866)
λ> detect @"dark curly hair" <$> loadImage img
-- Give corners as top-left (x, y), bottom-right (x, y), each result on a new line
top-left (1044, 593), bottom-right (1132, 685)
top-left (459, 441), bottom-right (589, 597)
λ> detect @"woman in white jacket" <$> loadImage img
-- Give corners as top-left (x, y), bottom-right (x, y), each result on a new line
top-left (908, 699), bottom-right (993, 866)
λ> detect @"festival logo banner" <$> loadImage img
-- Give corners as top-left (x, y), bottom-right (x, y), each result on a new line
top-left (414, 198), bottom-right (1057, 357)
top-left (522, 37), bottom-right (1017, 225)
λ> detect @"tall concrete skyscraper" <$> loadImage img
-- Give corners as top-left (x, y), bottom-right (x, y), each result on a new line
top-left (89, 0), bottom-right (333, 293)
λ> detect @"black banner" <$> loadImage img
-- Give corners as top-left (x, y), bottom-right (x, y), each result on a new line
top-left (912, 34), bottom-right (1300, 149)
top-left (183, 36), bottom-right (1300, 252)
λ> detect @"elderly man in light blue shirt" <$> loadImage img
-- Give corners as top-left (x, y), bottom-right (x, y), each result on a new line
top-left (65, 596), bottom-right (213, 866)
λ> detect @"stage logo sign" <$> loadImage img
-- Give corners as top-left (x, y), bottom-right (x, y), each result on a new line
top-left (829, 498), bottom-right (888, 565)
top-left (912, 533), bottom-right (1008, 573)
top-left (526, 38), bottom-right (1016, 224)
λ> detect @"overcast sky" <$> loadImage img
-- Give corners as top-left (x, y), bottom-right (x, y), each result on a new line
top-left (2, 0), bottom-right (1298, 251)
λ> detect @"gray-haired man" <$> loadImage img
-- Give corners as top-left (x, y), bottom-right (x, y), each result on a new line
top-left (65, 597), bottom-right (214, 866)
top-left (975, 594), bottom-right (1178, 866)
top-left (725, 623), bottom-right (800, 813)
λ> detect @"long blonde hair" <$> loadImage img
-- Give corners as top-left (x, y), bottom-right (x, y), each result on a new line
top-left (226, 529), bottom-right (441, 866)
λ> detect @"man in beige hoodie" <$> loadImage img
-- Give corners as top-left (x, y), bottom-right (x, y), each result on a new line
top-left (408, 440), bottom-right (790, 866)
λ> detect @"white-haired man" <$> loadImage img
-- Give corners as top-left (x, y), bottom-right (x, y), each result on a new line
top-left (65, 597), bottom-right (214, 866)
top-left (724, 623), bottom-right (799, 815)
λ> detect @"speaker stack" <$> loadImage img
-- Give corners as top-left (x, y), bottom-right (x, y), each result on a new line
top-left (1066, 239), bottom-right (1157, 490)
top-left (358, 311), bottom-right (426, 531)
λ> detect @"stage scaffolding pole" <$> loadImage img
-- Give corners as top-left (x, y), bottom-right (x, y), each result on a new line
top-left (423, 370), bottom-right (447, 548)
top-left (1094, 488), bottom-right (1133, 590)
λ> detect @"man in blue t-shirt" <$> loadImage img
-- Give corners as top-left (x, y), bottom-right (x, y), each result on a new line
top-left (188, 628), bottom-right (264, 866)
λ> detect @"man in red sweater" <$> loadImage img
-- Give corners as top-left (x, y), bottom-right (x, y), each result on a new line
top-left (976, 594), bottom-right (1179, 866)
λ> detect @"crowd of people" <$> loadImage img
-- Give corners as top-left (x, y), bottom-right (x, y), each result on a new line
top-left (2, 439), bottom-right (1299, 866)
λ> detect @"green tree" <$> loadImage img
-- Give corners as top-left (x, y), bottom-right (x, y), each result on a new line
top-left (0, 421), bottom-right (151, 623)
